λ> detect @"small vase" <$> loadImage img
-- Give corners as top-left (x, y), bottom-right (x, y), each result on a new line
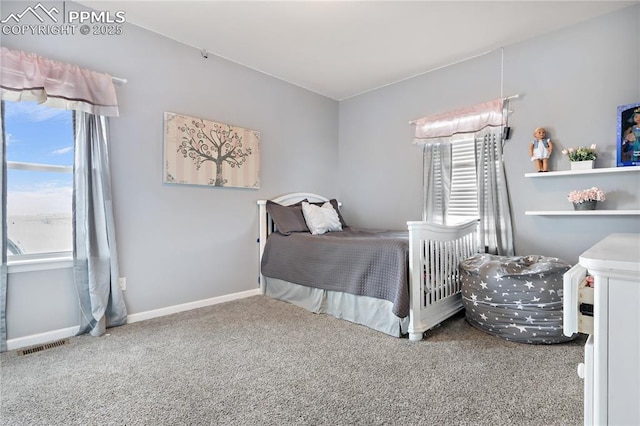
top-left (571, 160), bottom-right (594, 171)
top-left (573, 200), bottom-right (597, 211)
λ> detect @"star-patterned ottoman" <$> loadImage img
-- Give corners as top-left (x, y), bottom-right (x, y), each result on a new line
top-left (459, 253), bottom-right (577, 344)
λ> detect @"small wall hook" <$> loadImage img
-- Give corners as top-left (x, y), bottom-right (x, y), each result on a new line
top-left (201, 49), bottom-right (208, 59)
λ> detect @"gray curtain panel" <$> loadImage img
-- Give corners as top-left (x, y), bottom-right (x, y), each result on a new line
top-left (0, 103), bottom-right (7, 352)
top-left (476, 131), bottom-right (514, 256)
top-left (422, 140), bottom-right (452, 223)
top-left (73, 111), bottom-right (127, 337)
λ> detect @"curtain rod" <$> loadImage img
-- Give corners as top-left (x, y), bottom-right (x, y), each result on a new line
top-left (2, 67), bottom-right (127, 86)
top-left (409, 94), bottom-right (521, 125)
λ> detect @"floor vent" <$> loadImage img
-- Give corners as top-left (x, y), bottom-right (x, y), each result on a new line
top-left (18, 339), bottom-right (69, 356)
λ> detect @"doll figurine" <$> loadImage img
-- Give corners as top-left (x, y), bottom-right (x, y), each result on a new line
top-left (530, 127), bottom-right (553, 172)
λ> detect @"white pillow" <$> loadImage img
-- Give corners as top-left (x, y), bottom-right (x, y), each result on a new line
top-left (301, 201), bottom-right (343, 235)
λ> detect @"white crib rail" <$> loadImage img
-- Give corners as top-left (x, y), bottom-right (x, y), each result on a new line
top-left (407, 220), bottom-right (479, 341)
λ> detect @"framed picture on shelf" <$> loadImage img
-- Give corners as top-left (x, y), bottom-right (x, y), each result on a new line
top-left (617, 102), bottom-right (640, 167)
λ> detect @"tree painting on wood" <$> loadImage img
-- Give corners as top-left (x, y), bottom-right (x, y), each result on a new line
top-left (164, 112), bottom-right (260, 188)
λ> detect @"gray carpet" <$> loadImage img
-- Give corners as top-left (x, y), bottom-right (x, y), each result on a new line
top-left (1, 295), bottom-right (586, 425)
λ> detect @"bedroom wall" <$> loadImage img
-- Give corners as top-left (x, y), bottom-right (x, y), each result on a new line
top-left (2, 1), bottom-right (339, 341)
top-left (338, 4), bottom-right (640, 264)
top-left (2, 2), bottom-right (638, 345)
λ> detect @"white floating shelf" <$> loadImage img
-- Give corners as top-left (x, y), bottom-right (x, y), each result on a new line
top-left (525, 165), bottom-right (640, 178)
top-left (526, 210), bottom-right (640, 216)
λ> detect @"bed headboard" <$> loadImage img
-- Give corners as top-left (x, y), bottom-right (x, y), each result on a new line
top-left (256, 192), bottom-right (333, 293)
top-left (265, 192), bottom-right (329, 206)
top-left (257, 192), bottom-right (330, 237)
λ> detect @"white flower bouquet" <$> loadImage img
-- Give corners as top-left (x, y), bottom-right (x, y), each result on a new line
top-left (567, 187), bottom-right (606, 204)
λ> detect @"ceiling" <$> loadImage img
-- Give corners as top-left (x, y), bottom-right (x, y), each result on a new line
top-left (79, 1), bottom-right (636, 100)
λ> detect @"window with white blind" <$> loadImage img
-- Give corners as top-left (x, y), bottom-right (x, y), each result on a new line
top-left (448, 134), bottom-right (479, 223)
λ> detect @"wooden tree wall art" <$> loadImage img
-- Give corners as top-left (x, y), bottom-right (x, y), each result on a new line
top-left (164, 112), bottom-right (260, 189)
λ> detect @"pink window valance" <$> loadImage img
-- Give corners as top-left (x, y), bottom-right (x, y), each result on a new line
top-left (0, 47), bottom-right (119, 117)
top-left (412, 98), bottom-right (504, 143)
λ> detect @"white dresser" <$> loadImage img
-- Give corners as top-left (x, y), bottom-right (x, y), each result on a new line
top-left (564, 233), bottom-right (640, 425)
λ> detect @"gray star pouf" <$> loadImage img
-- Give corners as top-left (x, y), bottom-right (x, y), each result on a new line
top-left (459, 254), bottom-right (577, 344)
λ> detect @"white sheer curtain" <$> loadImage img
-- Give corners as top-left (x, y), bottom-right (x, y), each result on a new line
top-left (413, 98), bottom-right (514, 255)
top-left (0, 48), bottom-right (122, 350)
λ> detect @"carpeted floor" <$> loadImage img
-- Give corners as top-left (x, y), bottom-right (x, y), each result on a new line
top-left (1, 295), bottom-right (586, 425)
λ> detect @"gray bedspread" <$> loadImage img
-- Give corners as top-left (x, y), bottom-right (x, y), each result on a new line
top-left (260, 228), bottom-right (410, 318)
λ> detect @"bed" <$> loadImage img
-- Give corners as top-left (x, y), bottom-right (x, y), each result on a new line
top-left (258, 192), bottom-right (479, 341)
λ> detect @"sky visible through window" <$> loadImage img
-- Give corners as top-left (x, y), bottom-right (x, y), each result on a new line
top-left (5, 101), bottom-right (73, 216)
top-left (4, 101), bottom-right (73, 255)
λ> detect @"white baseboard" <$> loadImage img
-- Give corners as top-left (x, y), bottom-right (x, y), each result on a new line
top-left (127, 288), bottom-right (260, 324)
top-left (6, 289), bottom-right (261, 351)
top-left (6, 326), bottom-right (79, 352)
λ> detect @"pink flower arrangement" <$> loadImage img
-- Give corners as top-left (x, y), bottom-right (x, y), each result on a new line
top-left (567, 187), bottom-right (606, 204)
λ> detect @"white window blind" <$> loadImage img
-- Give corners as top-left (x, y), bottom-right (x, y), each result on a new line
top-left (448, 135), bottom-right (478, 222)
top-left (430, 145), bottom-right (444, 217)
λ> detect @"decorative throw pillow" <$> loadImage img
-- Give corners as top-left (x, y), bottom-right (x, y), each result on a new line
top-left (301, 201), bottom-right (343, 235)
top-left (265, 200), bottom-right (309, 235)
top-left (310, 199), bottom-right (348, 228)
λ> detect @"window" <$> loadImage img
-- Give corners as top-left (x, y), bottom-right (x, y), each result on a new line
top-left (2, 101), bottom-right (74, 259)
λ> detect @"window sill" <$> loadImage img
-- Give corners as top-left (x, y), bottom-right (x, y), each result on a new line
top-left (8, 254), bottom-right (73, 273)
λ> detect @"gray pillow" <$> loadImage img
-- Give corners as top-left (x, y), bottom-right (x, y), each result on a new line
top-left (266, 200), bottom-right (309, 235)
